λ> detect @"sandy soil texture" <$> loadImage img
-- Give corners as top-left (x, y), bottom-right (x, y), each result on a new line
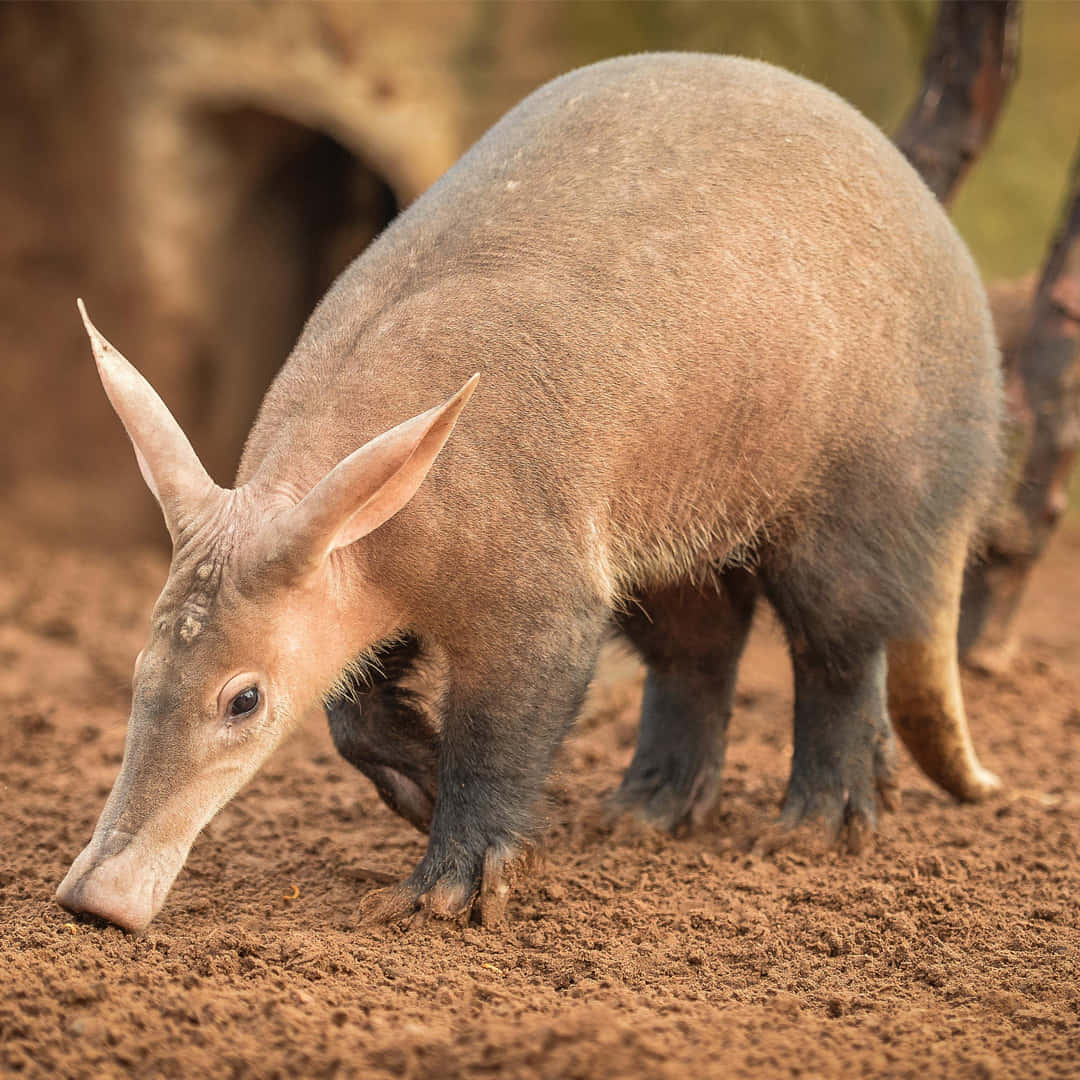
top-left (1, 517), bottom-right (1077, 1078)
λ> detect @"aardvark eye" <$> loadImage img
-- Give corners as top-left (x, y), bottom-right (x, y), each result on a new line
top-left (228, 686), bottom-right (260, 717)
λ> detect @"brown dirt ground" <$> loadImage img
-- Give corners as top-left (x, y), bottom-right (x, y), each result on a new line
top-left (1, 513), bottom-right (1077, 1079)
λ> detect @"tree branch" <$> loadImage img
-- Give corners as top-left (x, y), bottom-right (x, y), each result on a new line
top-left (895, 0), bottom-right (1021, 205)
top-left (961, 140), bottom-right (1080, 668)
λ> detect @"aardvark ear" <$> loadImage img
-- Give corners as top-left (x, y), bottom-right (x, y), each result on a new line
top-left (78, 299), bottom-right (220, 542)
top-left (270, 374), bottom-right (480, 570)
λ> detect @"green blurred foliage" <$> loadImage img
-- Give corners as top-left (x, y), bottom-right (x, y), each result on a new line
top-left (548, 0), bottom-right (933, 131)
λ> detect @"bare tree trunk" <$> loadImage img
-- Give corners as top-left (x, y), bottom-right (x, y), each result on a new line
top-left (895, 0), bottom-right (1021, 206)
top-left (960, 143), bottom-right (1080, 669)
top-left (887, 0), bottom-right (1080, 670)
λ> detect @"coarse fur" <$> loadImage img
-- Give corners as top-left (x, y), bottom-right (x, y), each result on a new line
top-left (59, 53), bottom-right (1002, 932)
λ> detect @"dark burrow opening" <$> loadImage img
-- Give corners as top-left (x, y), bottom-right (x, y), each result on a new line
top-left (189, 105), bottom-right (400, 481)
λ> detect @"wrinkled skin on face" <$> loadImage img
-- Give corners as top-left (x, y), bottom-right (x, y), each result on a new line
top-left (56, 305), bottom-right (476, 932)
top-left (57, 497), bottom-right (389, 932)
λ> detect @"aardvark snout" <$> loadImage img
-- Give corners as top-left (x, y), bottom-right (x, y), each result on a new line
top-left (56, 829), bottom-right (185, 934)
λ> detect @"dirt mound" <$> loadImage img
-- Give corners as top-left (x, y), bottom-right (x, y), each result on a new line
top-left (2, 517), bottom-right (1078, 1078)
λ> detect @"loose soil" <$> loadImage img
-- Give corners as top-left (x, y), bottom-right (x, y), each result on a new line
top-left (1, 516), bottom-right (1077, 1078)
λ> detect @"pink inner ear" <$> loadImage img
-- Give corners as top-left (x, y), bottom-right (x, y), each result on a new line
top-left (329, 441), bottom-right (442, 551)
top-left (274, 373), bottom-right (480, 568)
top-left (330, 373), bottom-right (480, 551)
top-left (131, 444), bottom-right (161, 503)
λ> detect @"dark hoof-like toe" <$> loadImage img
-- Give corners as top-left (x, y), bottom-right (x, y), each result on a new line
top-left (359, 876), bottom-right (475, 928)
top-left (787, 778), bottom-right (878, 853)
top-left (612, 761), bottom-right (722, 834)
top-left (359, 880), bottom-right (426, 926)
top-left (359, 843), bottom-right (532, 929)
top-left (758, 757), bottom-right (896, 856)
top-left (479, 844), bottom-right (537, 927)
top-left (758, 708), bottom-right (899, 856)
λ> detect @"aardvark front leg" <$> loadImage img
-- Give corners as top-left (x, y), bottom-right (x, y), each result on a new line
top-left (360, 631), bottom-right (602, 927)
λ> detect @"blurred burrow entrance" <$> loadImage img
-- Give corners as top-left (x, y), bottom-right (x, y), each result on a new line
top-left (180, 104), bottom-right (400, 483)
